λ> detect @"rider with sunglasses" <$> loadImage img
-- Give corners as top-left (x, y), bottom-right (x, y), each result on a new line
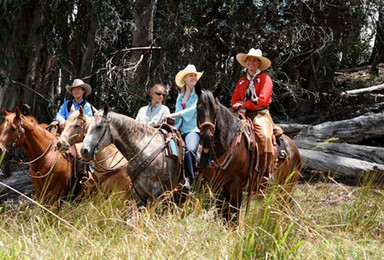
top-left (135, 83), bottom-right (170, 126)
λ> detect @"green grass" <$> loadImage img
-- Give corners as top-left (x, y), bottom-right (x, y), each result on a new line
top-left (0, 175), bottom-right (383, 259)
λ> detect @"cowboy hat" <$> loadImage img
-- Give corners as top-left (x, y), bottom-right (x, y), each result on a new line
top-left (236, 48), bottom-right (271, 70)
top-left (65, 79), bottom-right (92, 97)
top-left (175, 64), bottom-right (203, 88)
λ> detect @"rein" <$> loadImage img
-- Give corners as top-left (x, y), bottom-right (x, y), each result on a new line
top-left (12, 121), bottom-right (62, 179)
top-left (211, 130), bottom-right (242, 170)
top-left (21, 136), bottom-right (56, 165)
top-left (26, 150), bottom-right (61, 179)
top-left (12, 120), bottom-right (57, 166)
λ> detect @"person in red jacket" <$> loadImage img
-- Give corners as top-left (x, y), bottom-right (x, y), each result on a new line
top-left (231, 48), bottom-right (283, 177)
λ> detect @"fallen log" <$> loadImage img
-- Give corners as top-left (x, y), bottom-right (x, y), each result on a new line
top-left (299, 148), bottom-right (384, 178)
top-left (0, 169), bottom-right (33, 207)
top-left (342, 83), bottom-right (384, 96)
top-left (280, 112), bottom-right (384, 143)
top-left (295, 140), bottom-right (384, 164)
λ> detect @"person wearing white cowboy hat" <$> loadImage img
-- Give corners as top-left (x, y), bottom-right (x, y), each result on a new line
top-left (51, 79), bottom-right (94, 131)
top-left (163, 64), bottom-right (203, 189)
top-left (231, 48), bottom-right (284, 178)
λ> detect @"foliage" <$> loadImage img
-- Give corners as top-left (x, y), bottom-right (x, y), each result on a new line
top-left (0, 0), bottom-right (379, 120)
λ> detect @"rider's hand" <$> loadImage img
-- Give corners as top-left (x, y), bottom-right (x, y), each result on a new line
top-left (232, 101), bottom-right (244, 111)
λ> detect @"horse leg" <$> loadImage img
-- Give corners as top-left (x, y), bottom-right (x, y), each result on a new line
top-left (222, 179), bottom-right (243, 224)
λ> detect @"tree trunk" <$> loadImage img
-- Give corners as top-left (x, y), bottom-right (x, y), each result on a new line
top-left (370, 7), bottom-right (384, 74)
top-left (79, 0), bottom-right (97, 79)
top-left (1, 0), bottom-right (49, 114)
top-left (127, 0), bottom-right (155, 86)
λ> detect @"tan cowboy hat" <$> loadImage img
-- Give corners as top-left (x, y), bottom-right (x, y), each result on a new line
top-left (175, 64), bottom-right (203, 87)
top-left (65, 79), bottom-right (92, 97)
top-left (236, 48), bottom-right (271, 70)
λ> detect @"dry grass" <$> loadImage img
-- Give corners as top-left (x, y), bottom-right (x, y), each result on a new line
top-left (0, 175), bottom-right (383, 259)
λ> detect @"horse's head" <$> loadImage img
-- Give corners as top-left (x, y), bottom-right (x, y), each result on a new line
top-left (196, 83), bottom-right (221, 154)
top-left (0, 107), bottom-right (26, 154)
top-left (57, 106), bottom-right (89, 152)
top-left (81, 104), bottom-right (112, 161)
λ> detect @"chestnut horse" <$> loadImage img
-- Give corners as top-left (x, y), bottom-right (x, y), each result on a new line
top-left (0, 108), bottom-right (84, 203)
top-left (56, 107), bottom-right (131, 194)
top-left (80, 105), bottom-right (184, 207)
top-left (196, 84), bottom-right (302, 221)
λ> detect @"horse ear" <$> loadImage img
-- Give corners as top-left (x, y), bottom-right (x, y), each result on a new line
top-left (79, 106), bottom-right (84, 116)
top-left (15, 107), bottom-right (22, 119)
top-left (103, 104), bottom-right (109, 116)
top-left (1, 108), bottom-right (10, 116)
top-left (195, 80), bottom-right (202, 97)
top-left (213, 83), bottom-right (222, 98)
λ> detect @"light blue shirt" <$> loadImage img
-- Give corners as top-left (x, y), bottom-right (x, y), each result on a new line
top-left (55, 99), bottom-right (93, 121)
top-left (135, 103), bottom-right (170, 126)
top-left (174, 90), bottom-right (199, 135)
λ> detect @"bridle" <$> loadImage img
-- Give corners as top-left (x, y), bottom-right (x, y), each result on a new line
top-left (67, 116), bottom-right (88, 145)
top-left (6, 119), bottom-right (25, 151)
top-left (198, 93), bottom-right (219, 139)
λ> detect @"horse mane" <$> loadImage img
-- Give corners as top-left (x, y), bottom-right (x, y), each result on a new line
top-left (203, 90), bottom-right (242, 149)
top-left (107, 110), bottom-right (157, 137)
top-left (21, 114), bottom-right (40, 128)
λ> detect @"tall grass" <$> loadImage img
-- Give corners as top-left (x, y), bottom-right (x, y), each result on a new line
top-left (0, 174), bottom-right (383, 259)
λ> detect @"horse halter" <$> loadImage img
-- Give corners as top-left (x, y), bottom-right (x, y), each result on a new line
top-left (198, 95), bottom-right (219, 139)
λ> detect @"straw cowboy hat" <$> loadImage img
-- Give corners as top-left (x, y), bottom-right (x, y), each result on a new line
top-left (236, 48), bottom-right (271, 71)
top-left (65, 79), bottom-right (92, 97)
top-left (175, 64), bottom-right (203, 87)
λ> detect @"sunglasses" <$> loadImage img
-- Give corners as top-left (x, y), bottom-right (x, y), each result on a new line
top-left (155, 92), bottom-right (166, 97)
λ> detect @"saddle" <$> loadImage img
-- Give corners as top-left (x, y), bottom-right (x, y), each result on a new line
top-left (66, 145), bottom-right (95, 187)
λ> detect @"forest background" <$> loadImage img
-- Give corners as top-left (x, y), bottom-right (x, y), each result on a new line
top-left (0, 0), bottom-right (383, 125)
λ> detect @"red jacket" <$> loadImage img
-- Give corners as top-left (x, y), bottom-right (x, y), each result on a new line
top-left (231, 72), bottom-right (272, 111)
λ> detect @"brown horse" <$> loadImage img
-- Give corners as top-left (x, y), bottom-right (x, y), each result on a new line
top-left (56, 107), bottom-right (131, 194)
top-left (0, 107), bottom-right (84, 203)
top-left (196, 83), bottom-right (302, 221)
top-left (80, 105), bottom-right (184, 207)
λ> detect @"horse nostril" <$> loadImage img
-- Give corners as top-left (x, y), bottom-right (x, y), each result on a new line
top-left (56, 142), bottom-right (62, 149)
top-left (80, 148), bottom-right (88, 156)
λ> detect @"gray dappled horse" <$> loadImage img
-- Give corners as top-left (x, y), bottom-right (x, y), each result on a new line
top-left (80, 105), bottom-right (184, 206)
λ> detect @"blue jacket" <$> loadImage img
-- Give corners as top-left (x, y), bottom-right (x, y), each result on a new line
top-left (55, 99), bottom-right (93, 121)
top-left (174, 90), bottom-right (199, 135)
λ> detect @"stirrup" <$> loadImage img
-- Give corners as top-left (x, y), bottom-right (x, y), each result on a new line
top-left (278, 150), bottom-right (287, 160)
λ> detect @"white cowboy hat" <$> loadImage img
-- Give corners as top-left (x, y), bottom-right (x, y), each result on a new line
top-left (236, 48), bottom-right (271, 70)
top-left (175, 64), bottom-right (203, 87)
top-left (65, 79), bottom-right (92, 97)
